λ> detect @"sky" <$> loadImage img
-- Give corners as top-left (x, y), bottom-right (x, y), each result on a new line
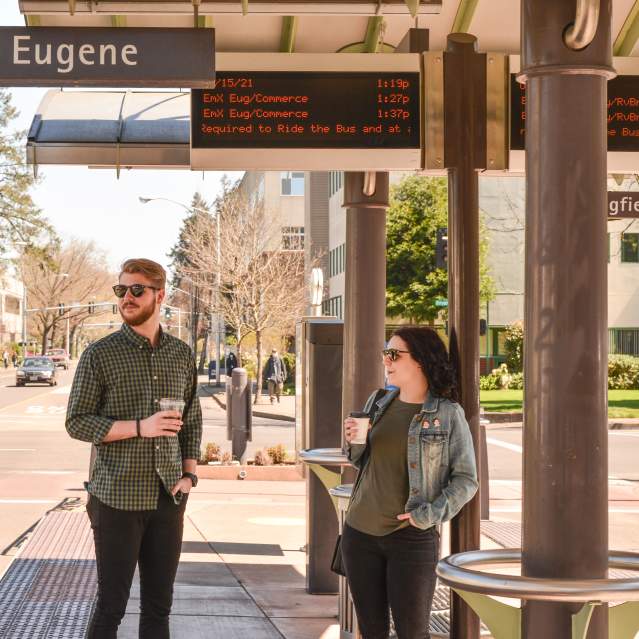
top-left (0, 4), bottom-right (242, 274)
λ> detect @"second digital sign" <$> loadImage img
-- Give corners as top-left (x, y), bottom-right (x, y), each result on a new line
top-left (191, 71), bottom-right (421, 149)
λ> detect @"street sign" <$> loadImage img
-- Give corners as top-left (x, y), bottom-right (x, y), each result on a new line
top-left (0, 27), bottom-right (215, 87)
top-left (608, 191), bottom-right (639, 218)
top-left (435, 299), bottom-right (448, 308)
top-left (191, 53), bottom-right (421, 170)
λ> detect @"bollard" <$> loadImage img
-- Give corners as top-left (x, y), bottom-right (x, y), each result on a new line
top-left (226, 367), bottom-right (252, 464)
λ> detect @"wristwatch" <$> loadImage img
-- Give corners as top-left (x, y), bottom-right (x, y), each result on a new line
top-left (182, 472), bottom-right (198, 488)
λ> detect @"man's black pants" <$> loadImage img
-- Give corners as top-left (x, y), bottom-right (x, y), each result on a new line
top-left (341, 523), bottom-right (439, 639)
top-left (86, 489), bottom-right (187, 639)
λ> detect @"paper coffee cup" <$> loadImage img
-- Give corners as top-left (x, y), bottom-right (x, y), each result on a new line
top-left (349, 411), bottom-right (370, 445)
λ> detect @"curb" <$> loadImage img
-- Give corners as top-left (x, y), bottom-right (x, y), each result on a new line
top-left (208, 391), bottom-right (295, 423)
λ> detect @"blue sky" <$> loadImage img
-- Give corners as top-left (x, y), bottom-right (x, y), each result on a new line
top-left (0, 4), bottom-right (241, 273)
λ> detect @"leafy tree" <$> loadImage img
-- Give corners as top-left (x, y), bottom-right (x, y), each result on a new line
top-left (386, 175), bottom-right (495, 322)
top-left (0, 89), bottom-right (50, 252)
top-left (504, 321), bottom-right (524, 373)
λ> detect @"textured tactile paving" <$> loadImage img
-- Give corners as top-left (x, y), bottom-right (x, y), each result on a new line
top-left (480, 519), bottom-right (522, 548)
top-left (0, 510), bottom-right (97, 639)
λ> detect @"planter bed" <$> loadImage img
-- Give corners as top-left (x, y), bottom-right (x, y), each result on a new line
top-left (197, 463), bottom-right (304, 481)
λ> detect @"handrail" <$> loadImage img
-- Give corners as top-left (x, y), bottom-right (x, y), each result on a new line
top-left (437, 549), bottom-right (639, 603)
top-left (564, 0), bottom-right (600, 50)
top-left (298, 448), bottom-right (350, 466)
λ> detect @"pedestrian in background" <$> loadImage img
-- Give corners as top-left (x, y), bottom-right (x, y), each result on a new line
top-left (342, 326), bottom-right (478, 639)
top-left (11, 351), bottom-right (17, 368)
top-left (226, 351), bottom-right (238, 378)
top-left (263, 348), bottom-right (287, 404)
top-left (66, 258), bottom-right (202, 639)
top-left (2, 350), bottom-right (8, 369)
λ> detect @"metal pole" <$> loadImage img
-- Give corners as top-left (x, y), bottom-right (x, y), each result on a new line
top-left (519, 1), bottom-right (613, 636)
top-left (65, 317), bottom-right (70, 355)
top-left (216, 211), bottom-right (223, 386)
top-left (178, 307), bottom-right (182, 341)
top-left (21, 284), bottom-right (27, 351)
top-left (444, 32), bottom-right (486, 639)
top-left (340, 172), bottom-right (388, 484)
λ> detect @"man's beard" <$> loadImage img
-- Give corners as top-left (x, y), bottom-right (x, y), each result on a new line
top-left (119, 298), bottom-right (156, 327)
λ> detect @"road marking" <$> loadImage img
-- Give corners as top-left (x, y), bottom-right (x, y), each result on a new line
top-left (609, 431), bottom-right (639, 438)
top-left (51, 385), bottom-right (71, 395)
top-left (13, 470), bottom-right (76, 475)
top-left (24, 406), bottom-right (66, 415)
top-left (486, 437), bottom-right (523, 454)
top-left (0, 448), bottom-right (36, 452)
top-left (0, 386), bottom-right (65, 413)
top-left (0, 499), bottom-right (58, 504)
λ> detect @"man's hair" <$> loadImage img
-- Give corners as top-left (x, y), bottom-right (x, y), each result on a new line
top-left (119, 258), bottom-right (166, 289)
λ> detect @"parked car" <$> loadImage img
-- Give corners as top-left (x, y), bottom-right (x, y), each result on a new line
top-left (45, 348), bottom-right (70, 370)
top-left (16, 357), bottom-right (57, 387)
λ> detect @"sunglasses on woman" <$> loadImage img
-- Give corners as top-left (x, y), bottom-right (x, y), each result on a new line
top-left (112, 284), bottom-right (159, 298)
top-left (382, 348), bottom-right (410, 362)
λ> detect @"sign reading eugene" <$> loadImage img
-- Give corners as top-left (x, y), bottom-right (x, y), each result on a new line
top-left (0, 27), bottom-right (215, 87)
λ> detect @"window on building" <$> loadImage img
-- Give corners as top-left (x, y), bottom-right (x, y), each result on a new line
top-left (282, 226), bottom-right (304, 250)
top-left (610, 328), bottom-right (639, 356)
top-left (621, 233), bottom-right (639, 263)
top-left (4, 295), bottom-right (20, 314)
top-left (281, 171), bottom-right (305, 196)
top-left (491, 328), bottom-right (507, 356)
top-left (329, 171), bottom-right (344, 198)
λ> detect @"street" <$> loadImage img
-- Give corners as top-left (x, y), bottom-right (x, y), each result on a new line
top-left (0, 364), bottom-right (638, 580)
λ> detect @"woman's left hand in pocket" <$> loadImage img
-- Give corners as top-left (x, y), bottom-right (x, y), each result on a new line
top-left (397, 512), bottom-right (418, 527)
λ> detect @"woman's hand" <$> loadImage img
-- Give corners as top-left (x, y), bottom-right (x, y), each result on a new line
top-left (397, 512), bottom-right (418, 527)
top-left (344, 417), bottom-right (366, 444)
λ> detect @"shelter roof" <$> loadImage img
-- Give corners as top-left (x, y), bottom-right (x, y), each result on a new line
top-left (13, 1), bottom-right (639, 56)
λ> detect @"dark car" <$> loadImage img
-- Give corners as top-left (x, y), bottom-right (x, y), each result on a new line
top-left (45, 348), bottom-right (70, 370)
top-left (16, 357), bottom-right (57, 387)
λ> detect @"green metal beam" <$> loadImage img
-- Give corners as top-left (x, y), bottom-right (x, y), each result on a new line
top-left (196, 15), bottom-right (214, 28)
top-left (25, 15), bottom-right (41, 26)
top-left (614, 0), bottom-right (639, 56)
top-left (364, 16), bottom-right (384, 53)
top-left (111, 15), bottom-right (127, 27)
top-left (452, 0), bottom-right (479, 33)
top-left (279, 16), bottom-right (298, 53)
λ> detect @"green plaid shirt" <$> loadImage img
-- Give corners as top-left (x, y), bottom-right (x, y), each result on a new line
top-left (66, 322), bottom-right (202, 511)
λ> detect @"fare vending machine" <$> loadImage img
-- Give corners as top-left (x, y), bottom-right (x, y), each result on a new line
top-left (295, 317), bottom-right (343, 593)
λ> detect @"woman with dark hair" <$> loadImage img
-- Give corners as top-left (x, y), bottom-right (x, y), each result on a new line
top-left (342, 326), bottom-right (478, 639)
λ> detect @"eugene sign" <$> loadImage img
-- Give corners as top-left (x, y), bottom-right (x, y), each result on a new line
top-left (0, 27), bottom-right (215, 87)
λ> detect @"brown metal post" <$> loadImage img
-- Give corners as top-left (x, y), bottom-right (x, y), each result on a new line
top-left (341, 172), bottom-right (389, 483)
top-left (444, 33), bottom-right (486, 639)
top-left (519, 1), bottom-right (613, 637)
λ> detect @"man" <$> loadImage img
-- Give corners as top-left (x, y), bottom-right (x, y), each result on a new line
top-left (263, 348), bottom-right (287, 404)
top-left (66, 258), bottom-right (202, 639)
top-left (226, 351), bottom-right (238, 378)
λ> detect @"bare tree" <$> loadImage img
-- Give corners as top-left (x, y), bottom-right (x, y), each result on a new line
top-left (180, 183), bottom-right (307, 403)
top-left (20, 239), bottom-right (113, 354)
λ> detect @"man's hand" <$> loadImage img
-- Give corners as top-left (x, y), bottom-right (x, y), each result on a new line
top-left (140, 411), bottom-right (182, 437)
top-left (397, 512), bottom-right (418, 527)
top-left (171, 476), bottom-right (192, 496)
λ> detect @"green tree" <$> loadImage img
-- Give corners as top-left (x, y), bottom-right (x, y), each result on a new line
top-left (0, 90), bottom-right (50, 251)
top-left (386, 175), bottom-right (495, 322)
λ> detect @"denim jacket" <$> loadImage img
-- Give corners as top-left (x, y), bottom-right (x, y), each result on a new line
top-left (347, 388), bottom-right (478, 530)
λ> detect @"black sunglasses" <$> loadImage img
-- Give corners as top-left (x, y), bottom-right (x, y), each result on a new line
top-left (382, 348), bottom-right (410, 362)
top-left (112, 284), bottom-right (159, 299)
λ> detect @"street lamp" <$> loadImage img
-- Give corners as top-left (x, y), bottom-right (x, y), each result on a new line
top-left (139, 196), bottom-right (223, 384)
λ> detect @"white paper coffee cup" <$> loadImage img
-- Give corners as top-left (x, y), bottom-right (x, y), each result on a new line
top-left (349, 412), bottom-right (370, 445)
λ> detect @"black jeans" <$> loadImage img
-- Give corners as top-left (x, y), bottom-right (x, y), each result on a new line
top-left (341, 523), bottom-right (439, 639)
top-left (85, 489), bottom-right (187, 639)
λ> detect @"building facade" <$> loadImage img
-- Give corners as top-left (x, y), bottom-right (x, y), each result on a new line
top-left (0, 271), bottom-right (24, 346)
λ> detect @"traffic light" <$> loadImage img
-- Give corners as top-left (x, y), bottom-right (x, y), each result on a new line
top-left (436, 227), bottom-right (448, 269)
top-left (164, 307), bottom-right (172, 320)
top-left (88, 301), bottom-right (94, 314)
top-left (58, 303), bottom-right (65, 316)
top-left (112, 304), bottom-right (117, 314)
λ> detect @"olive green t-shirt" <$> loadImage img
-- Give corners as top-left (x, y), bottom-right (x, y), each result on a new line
top-left (346, 398), bottom-right (423, 536)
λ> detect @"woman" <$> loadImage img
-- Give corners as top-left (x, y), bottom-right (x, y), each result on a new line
top-left (342, 326), bottom-right (478, 639)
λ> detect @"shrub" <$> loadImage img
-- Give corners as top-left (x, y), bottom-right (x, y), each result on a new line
top-left (281, 351), bottom-right (295, 384)
top-left (504, 322), bottom-right (524, 373)
top-left (608, 355), bottom-right (639, 390)
top-left (267, 444), bottom-right (288, 464)
top-left (202, 442), bottom-right (221, 463)
top-left (508, 372), bottom-right (524, 390)
top-left (480, 373), bottom-right (501, 391)
top-left (253, 448), bottom-right (273, 466)
top-left (221, 451), bottom-right (233, 465)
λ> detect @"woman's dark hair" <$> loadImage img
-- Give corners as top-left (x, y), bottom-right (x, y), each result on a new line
top-left (391, 326), bottom-right (458, 402)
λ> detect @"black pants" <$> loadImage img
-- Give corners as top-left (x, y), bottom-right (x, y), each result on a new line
top-left (341, 523), bottom-right (439, 639)
top-left (86, 490), bottom-right (187, 639)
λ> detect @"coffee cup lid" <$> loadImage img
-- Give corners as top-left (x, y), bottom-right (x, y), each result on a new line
top-left (349, 411), bottom-right (369, 418)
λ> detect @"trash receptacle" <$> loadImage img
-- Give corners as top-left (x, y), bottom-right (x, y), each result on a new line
top-left (329, 483), bottom-right (359, 639)
top-left (208, 360), bottom-right (216, 385)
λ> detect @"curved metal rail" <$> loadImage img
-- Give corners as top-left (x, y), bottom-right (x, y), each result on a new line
top-left (437, 549), bottom-right (639, 603)
top-left (564, 0), bottom-right (600, 50)
top-left (298, 448), bottom-right (350, 466)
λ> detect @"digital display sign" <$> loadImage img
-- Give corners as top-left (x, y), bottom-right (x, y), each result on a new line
top-left (191, 71), bottom-right (420, 149)
top-left (511, 74), bottom-right (639, 151)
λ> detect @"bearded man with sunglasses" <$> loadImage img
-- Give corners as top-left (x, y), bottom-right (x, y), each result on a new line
top-left (66, 258), bottom-right (202, 639)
